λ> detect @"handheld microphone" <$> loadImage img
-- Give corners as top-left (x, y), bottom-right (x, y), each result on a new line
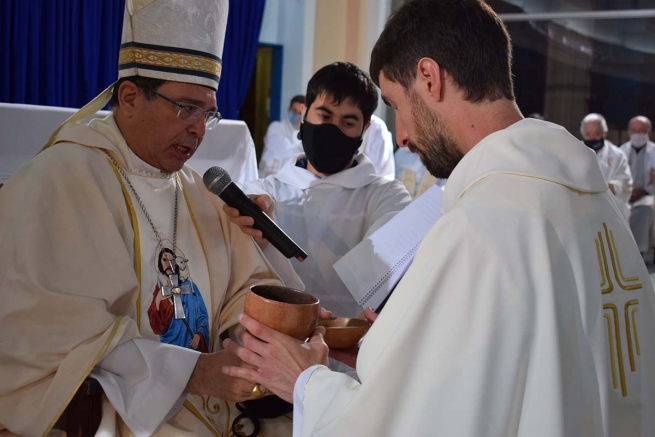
top-left (203, 167), bottom-right (308, 262)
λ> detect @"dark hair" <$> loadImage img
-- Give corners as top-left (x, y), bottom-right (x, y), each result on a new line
top-left (370, 0), bottom-right (514, 103)
top-left (306, 62), bottom-right (378, 124)
top-left (110, 76), bottom-right (167, 108)
top-left (157, 247), bottom-right (179, 275)
top-left (289, 95), bottom-right (306, 107)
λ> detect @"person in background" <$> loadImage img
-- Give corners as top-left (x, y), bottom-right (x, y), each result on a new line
top-left (360, 114), bottom-right (396, 179)
top-left (620, 115), bottom-right (655, 254)
top-left (580, 113), bottom-right (632, 220)
top-left (259, 95), bottom-right (306, 178)
top-left (226, 62), bottom-right (411, 318)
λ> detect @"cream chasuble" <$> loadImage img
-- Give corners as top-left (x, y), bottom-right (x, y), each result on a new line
top-left (0, 114), bottom-right (298, 437)
top-left (295, 119), bottom-right (655, 437)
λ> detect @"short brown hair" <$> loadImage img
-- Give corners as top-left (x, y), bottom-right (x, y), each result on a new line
top-left (370, 0), bottom-right (515, 103)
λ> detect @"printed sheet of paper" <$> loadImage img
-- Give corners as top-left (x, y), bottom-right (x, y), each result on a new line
top-left (333, 185), bottom-right (443, 310)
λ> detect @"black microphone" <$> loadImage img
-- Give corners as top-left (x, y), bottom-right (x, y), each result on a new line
top-left (203, 167), bottom-right (308, 262)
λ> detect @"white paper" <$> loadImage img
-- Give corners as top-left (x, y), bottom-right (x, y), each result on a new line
top-left (333, 185), bottom-right (443, 310)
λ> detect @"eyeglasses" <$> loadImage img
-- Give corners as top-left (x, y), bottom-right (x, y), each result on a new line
top-left (155, 91), bottom-right (222, 130)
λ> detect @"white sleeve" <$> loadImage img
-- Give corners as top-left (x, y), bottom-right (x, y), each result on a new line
top-left (293, 365), bottom-right (330, 437)
top-left (362, 120), bottom-right (395, 180)
top-left (89, 338), bottom-right (200, 437)
top-left (609, 152), bottom-right (633, 202)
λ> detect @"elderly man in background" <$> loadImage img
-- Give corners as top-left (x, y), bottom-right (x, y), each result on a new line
top-left (620, 115), bottom-right (655, 254)
top-left (580, 113), bottom-right (632, 220)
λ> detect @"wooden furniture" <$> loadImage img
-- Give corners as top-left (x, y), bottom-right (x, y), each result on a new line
top-left (53, 378), bottom-right (103, 437)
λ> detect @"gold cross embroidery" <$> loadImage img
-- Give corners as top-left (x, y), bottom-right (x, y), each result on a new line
top-left (595, 223), bottom-right (642, 397)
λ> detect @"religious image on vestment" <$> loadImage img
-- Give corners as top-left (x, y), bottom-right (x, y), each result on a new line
top-left (147, 240), bottom-right (209, 352)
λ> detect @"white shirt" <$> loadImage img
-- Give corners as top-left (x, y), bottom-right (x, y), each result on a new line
top-left (620, 140), bottom-right (655, 194)
top-left (360, 114), bottom-right (395, 180)
top-left (595, 140), bottom-right (632, 220)
top-left (245, 153), bottom-right (411, 317)
top-left (259, 119), bottom-right (303, 178)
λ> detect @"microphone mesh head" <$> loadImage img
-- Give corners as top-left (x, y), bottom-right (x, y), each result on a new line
top-left (203, 166), bottom-right (231, 195)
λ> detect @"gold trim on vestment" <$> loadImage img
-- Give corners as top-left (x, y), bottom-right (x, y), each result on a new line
top-left (596, 232), bottom-right (614, 294)
top-left (604, 223), bottom-right (642, 291)
top-left (603, 313), bottom-right (617, 390)
top-left (183, 399), bottom-right (221, 436)
top-left (625, 300), bottom-right (640, 372)
top-left (43, 317), bottom-right (124, 436)
top-left (595, 238), bottom-right (607, 288)
top-left (631, 308), bottom-right (641, 356)
top-left (109, 158), bottom-right (143, 329)
top-left (119, 46), bottom-right (222, 78)
top-left (178, 176), bottom-right (214, 336)
top-left (604, 304), bottom-right (626, 396)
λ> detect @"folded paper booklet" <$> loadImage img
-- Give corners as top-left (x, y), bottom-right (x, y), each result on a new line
top-left (333, 184), bottom-right (444, 312)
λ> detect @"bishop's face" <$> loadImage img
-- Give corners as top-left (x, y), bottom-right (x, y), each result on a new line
top-left (379, 72), bottom-right (463, 179)
top-left (126, 81), bottom-right (217, 172)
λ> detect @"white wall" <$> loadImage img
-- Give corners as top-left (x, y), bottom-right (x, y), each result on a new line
top-left (259, 0), bottom-right (315, 120)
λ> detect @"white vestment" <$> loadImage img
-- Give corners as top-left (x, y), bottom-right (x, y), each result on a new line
top-left (245, 154), bottom-right (411, 317)
top-left (360, 114), bottom-right (395, 180)
top-left (259, 119), bottom-right (303, 178)
top-left (620, 141), bottom-right (655, 252)
top-left (0, 114), bottom-right (300, 436)
top-left (596, 140), bottom-right (632, 220)
top-left (294, 119), bottom-right (655, 436)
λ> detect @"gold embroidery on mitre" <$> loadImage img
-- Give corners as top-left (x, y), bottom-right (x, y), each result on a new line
top-left (650, 168), bottom-right (655, 184)
top-left (119, 46), bottom-right (222, 78)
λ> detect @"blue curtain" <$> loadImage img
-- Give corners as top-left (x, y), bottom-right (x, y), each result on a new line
top-left (0, 0), bottom-right (266, 119)
top-left (0, 0), bottom-right (124, 108)
top-left (218, 0), bottom-right (267, 120)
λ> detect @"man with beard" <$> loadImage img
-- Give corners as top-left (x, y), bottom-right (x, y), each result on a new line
top-left (221, 1), bottom-right (655, 436)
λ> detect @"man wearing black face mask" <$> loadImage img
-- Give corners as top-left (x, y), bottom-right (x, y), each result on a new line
top-left (580, 113), bottom-right (632, 220)
top-left (225, 62), bottom-right (412, 318)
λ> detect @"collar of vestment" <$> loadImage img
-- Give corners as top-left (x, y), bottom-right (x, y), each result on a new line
top-left (50, 113), bottom-right (175, 179)
top-left (442, 118), bottom-right (608, 214)
top-left (273, 152), bottom-right (382, 189)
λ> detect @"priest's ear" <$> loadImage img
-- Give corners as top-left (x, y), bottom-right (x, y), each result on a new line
top-left (114, 80), bottom-right (141, 117)
top-left (415, 58), bottom-right (447, 103)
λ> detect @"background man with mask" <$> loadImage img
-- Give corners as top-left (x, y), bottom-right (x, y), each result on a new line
top-left (580, 113), bottom-right (633, 220)
top-left (225, 62), bottom-right (411, 318)
top-left (222, 2), bottom-right (655, 436)
top-left (259, 95), bottom-right (306, 178)
top-left (620, 115), bottom-right (655, 254)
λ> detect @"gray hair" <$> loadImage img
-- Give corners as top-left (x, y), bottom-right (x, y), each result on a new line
top-left (580, 113), bottom-right (608, 136)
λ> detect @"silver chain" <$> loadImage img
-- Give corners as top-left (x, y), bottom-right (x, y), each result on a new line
top-left (104, 150), bottom-right (179, 255)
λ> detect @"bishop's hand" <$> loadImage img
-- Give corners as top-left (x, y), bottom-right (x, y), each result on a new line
top-left (222, 314), bottom-right (329, 403)
top-left (185, 350), bottom-right (263, 402)
top-left (222, 194), bottom-right (275, 249)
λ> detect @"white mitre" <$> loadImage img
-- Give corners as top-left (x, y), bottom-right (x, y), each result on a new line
top-left (44, 0), bottom-right (228, 148)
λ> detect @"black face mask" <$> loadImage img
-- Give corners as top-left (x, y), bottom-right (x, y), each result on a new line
top-left (299, 121), bottom-right (362, 174)
top-left (583, 139), bottom-right (604, 151)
